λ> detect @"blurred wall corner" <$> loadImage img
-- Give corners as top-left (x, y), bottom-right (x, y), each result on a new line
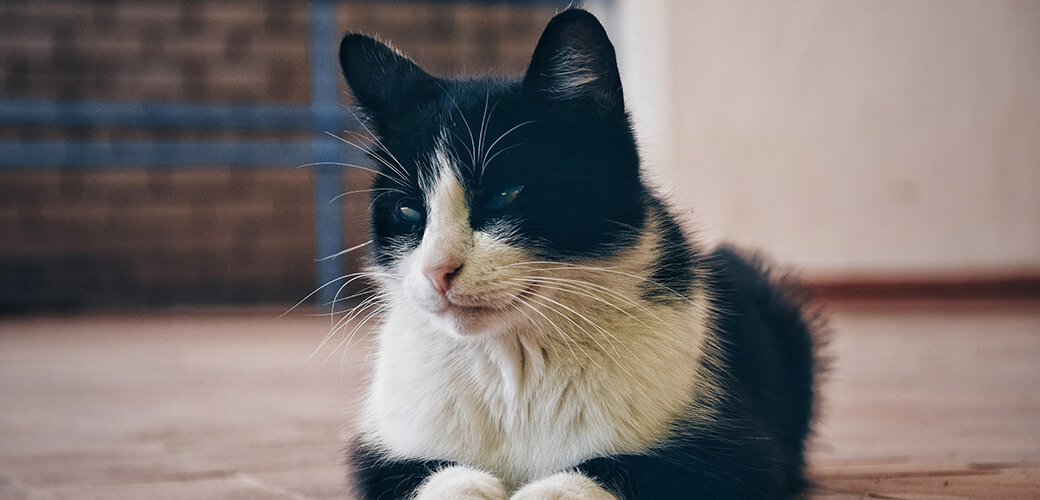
top-left (620, 0), bottom-right (1040, 293)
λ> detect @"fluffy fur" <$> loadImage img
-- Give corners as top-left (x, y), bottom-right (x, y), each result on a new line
top-left (336, 9), bottom-right (819, 500)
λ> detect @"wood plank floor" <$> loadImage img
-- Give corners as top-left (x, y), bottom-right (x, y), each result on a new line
top-left (0, 300), bottom-right (1037, 499)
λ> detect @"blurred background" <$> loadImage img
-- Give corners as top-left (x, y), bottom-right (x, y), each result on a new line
top-left (0, 0), bottom-right (1037, 310)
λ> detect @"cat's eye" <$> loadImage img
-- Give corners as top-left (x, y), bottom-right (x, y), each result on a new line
top-left (486, 185), bottom-right (523, 210)
top-left (396, 200), bottom-right (424, 223)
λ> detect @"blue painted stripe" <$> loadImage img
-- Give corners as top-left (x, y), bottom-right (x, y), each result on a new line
top-left (310, 0), bottom-right (348, 305)
top-left (0, 98), bottom-right (361, 131)
top-left (0, 140), bottom-right (367, 168)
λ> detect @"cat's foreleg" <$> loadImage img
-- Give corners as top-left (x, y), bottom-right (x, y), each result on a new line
top-left (511, 471), bottom-right (618, 500)
top-left (414, 465), bottom-right (509, 500)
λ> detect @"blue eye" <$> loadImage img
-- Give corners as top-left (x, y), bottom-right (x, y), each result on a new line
top-left (486, 185), bottom-right (523, 210)
top-left (396, 200), bottom-right (424, 223)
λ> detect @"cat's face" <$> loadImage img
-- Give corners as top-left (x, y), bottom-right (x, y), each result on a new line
top-left (340, 11), bottom-right (645, 336)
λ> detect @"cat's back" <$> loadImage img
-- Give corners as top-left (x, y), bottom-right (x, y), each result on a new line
top-left (704, 245), bottom-right (819, 489)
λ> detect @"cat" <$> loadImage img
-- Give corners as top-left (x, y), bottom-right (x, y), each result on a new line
top-left (336, 8), bottom-right (819, 500)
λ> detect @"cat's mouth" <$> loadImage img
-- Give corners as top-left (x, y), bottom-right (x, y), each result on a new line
top-left (433, 283), bottom-right (538, 318)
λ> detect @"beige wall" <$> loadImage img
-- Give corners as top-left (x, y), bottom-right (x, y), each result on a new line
top-left (611, 1), bottom-right (1040, 277)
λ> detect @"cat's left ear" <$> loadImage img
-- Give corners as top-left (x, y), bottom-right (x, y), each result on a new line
top-left (339, 34), bottom-right (436, 123)
top-left (522, 9), bottom-right (625, 120)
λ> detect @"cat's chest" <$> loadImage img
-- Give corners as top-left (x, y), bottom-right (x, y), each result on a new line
top-left (359, 303), bottom-right (709, 485)
top-left (362, 330), bottom-right (653, 484)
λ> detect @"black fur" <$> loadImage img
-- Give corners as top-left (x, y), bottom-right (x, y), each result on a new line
top-left (349, 441), bottom-right (455, 500)
top-left (640, 196), bottom-right (702, 305)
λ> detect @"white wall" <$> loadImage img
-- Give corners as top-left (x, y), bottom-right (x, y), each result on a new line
top-left (610, 0), bottom-right (1040, 277)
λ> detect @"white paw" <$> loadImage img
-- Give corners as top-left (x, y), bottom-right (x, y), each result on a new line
top-left (511, 472), bottom-right (617, 500)
top-left (414, 465), bottom-right (509, 500)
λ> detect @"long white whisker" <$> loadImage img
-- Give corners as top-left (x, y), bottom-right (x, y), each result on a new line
top-left (331, 187), bottom-right (408, 202)
top-left (308, 293), bottom-right (384, 361)
top-left (299, 160), bottom-right (407, 188)
top-left (342, 107), bottom-right (411, 182)
top-left (282, 270), bottom-right (388, 318)
top-left (511, 291), bottom-right (595, 370)
top-left (326, 132), bottom-right (410, 186)
top-left (508, 276), bottom-right (657, 331)
top-left (325, 303), bottom-right (388, 365)
top-left (482, 142), bottom-right (524, 172)
top-left (440, 86), bottom-right (478, 168)
top-left (514, 275), bottom-right (669, 327)
top-left (482, 120), bottom-right (540, 176)
top-left (317, 240), bottom-right (373, 262)
top-left (505, 260), bottom-right (696, 305)
top-left (519, 288), bottom-right (627, 366)
top-left (477, 90), bottom-right (491, 173)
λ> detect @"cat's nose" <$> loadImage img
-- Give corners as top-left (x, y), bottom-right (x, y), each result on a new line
top-left (424, 263), bottom-right (462, 294)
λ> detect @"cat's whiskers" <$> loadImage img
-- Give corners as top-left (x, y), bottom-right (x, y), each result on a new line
top-left (506, 276), bottom-right (659, 336)
top-left (318, 284), bottom-right (396, 362)
top-left (480, 120), bottom-right (541, 178)
top-left (328, 186), bottom-right (405, 201)
top-left (506, 287), bottom-right (593, 370)
top-left (299, 159), bottom-right (406, 187)
top-left (342, 106), bottom-right (411, 183)
top-left (329, 284), bottom-right (378, 309)
top-left (283, 269), bottom-right (388, 318)
top-left (508, 274), bottom-right (667, 328)
top-left (499, 289), bottom-right (577, 370)
top-left (326, 302), bottom-right (389, 366)
top-left (440, 84), bottom-right (478, 168)
top-left (324, 131), bottom-right (410, 186)
top-left (511, 284), bottom-right (635, 377)
top-left (317, 240), bottom-right (373, 262)
top-left (505, 260), bottom-right (699, 307)
top-left (475, 90), bottom-right (492, 177)
top-left (308, 292), bottom-right (381, 361)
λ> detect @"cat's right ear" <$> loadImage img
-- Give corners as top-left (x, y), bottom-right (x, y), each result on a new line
top-left (339, 34), bottom-right (435, 121)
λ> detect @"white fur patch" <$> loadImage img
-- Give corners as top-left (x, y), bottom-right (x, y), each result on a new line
top-left (511, 472), bottom-right (617, 500)
top-left (415, 465), bottom-right (508, 500)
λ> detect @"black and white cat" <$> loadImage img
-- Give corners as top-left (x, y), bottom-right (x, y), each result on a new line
top-left (337, 9), bottom-right (819, 500)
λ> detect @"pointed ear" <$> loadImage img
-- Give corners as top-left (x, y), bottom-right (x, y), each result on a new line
top-left (339, 34), bottom-right (436, 121)
top-left (522, 9), bottom-right (624, 119)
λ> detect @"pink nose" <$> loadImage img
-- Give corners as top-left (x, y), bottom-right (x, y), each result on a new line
top-left (423, 263), bottom-right (462, 294)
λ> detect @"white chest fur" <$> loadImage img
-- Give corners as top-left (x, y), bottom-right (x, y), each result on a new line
top-left (359, 288), bottom-right (712, 488)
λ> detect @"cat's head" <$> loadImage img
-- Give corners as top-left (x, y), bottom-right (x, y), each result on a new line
top-left (339, 9), bottom-right (648, 337)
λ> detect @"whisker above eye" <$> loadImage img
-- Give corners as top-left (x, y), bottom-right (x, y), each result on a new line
top-left (323, 132), bottom-right (410, 185)
top-left (331, 187), bottom-right (409, 203)
top-left (481, 120), bottom-right (542, 177)
top-left (342, 106), bottom-right (411, 182)
top-left (439, 83), bottom-right (478, 168)
top-left (298, 160), bottom-right (407, 187)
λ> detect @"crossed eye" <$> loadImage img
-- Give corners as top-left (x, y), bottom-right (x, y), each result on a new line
top-left (486, 185), bottom-right (523, 210)
top-left (396, 199), bottom-right (423, 223)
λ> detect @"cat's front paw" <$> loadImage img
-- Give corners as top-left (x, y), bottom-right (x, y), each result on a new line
top-left (414, 465), bottom-right (509, 500)
top-left (511, 472), bottom-right (617, 500)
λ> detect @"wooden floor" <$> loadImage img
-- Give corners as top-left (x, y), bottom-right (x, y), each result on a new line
top-left (0, 300), bottom-right (1037, 499)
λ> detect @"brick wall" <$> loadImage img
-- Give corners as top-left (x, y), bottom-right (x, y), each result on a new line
top-left (0, 1), bottom-right (561, 310)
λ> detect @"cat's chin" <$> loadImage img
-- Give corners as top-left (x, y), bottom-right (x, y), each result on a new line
top-left (427, 301), bottom-right (517, 337)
